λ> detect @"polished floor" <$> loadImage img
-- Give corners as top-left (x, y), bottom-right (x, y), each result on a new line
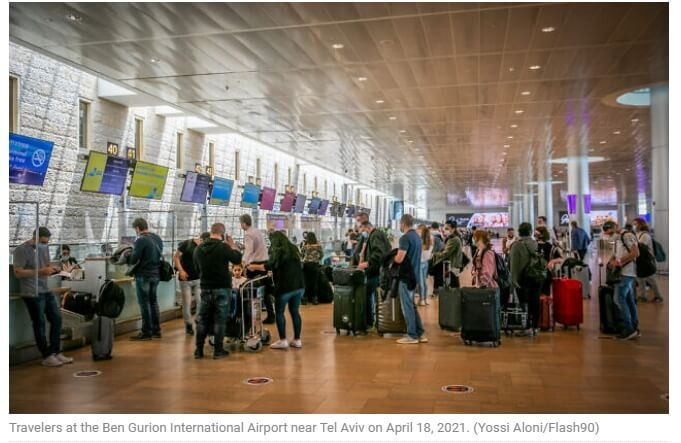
top-left (10, 267), bottom-right (668, 414)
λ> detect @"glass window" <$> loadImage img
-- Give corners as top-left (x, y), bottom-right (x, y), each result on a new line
top-left (176, 132), bottom-right (183, 169)
top-left (208, 142), bottom-right (215, 174)
top-left (134, 117), bottom-right (144, 160)
top-left (10, 76), bottom-right (18, 132)
top-left (234, 151), bottom-right (240, 181)
top-left (78, 100), bottom-right (90, 149)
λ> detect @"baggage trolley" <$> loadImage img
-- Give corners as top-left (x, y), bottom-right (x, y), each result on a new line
top-left (238, 275), bottom-right (272, 352)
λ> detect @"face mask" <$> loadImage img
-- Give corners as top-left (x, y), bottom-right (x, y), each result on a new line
top-left (61, 255), bottom-right (69, 262)
top-left (361, 231), bottom-right (369, 239)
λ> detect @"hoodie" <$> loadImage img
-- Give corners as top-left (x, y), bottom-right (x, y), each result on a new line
top-left (193, 238), bottom-right (242, 289)
top-left (509, 236), bottom-right (538, 289)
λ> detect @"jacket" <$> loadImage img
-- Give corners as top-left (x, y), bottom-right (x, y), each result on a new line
top-left (129, 233), bottom-right (163, 278)
top-left (571, 227), bottom-right (591, 251)
top-left (431, 234), bottom-right (462, 268)
top-left (380, 248), bottom-right (417, 297)
top-left (431, 232), bottom-right (445, 253)
top-left (193, 238), bottom-right (242, 289)
top-left (351, 234), bottom-right (366, 266)
top-left (365, 229), bottom-right (391, 278)
top-left (509, 236), bottom-right (538, 289)
top-left (473, 247), bottom-right (498, 288)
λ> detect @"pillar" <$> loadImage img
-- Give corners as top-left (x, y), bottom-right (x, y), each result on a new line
top-left (617, 202), bottom-right (626, 228)
top-left (567, 155), bottom-right (590, 233)
top-left (651, 85), bottom-right (668, 271)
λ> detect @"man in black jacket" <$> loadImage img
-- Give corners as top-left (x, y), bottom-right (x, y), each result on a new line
top-left (129, 218), bottom-right (164, 341)
top-left (357, 221), bottom-right (391, 328)
top-left (192, 223), bottom-right (242, 359)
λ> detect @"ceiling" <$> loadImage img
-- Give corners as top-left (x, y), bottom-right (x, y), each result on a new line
top-left (9, 2), bottom-right (669, 209)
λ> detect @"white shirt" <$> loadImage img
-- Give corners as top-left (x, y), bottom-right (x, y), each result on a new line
top-left (421, 245), bottom-right (433, 263)
top-left (243, 227), bottom-right (269, 264)
top-left (613, 231), bottom-right (638, 278)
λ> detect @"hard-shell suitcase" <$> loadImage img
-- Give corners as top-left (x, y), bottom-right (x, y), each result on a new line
top-left (333, 284), bottom-right (367, 335)
top-left (376, 289), bottom-right (406, 335)
top-left (564, 263), bottom-right (591, 299)
top-left (91, 315), bottom-right (114, 361)
top-left (332, 267), bottom-right (365, 287)
top-left (597, 264), bottom-right (619, 334)
top-left (539, 294), bottom-right (555, 331)
top-left (438, 261), bottom-right (462, 331)
top-left (552, 278), bottom-right (583, 329)
top-left (460, 288), bottom-right (501, 347)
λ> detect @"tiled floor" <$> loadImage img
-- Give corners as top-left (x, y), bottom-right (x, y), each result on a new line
top-left (9, 270), bottom-right (668, 414)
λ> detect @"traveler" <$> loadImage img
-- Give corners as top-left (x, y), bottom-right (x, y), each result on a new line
top-left (357, 221), bottom-right (391, 328)
top-left (431, 220), bottom-right (463, 290)
top-left (602, 221), bottom-right (640, 340)
top-left (351, 212), bottom-right (370, 265)
top-left (570, 221), bottom-right (591, 262)
top-left (58, 245), bottom-right (80, 272)
top-left (471, 230), bottom-right (498, 288)
top-left (240, 214), bottom-right (275, 324)
top-left (232, 263), bottom-right (247, 289)
top-left (247, 231), bottom-right (305, 350)
top-left (128, 218), bottom-right (164, 341)
top-left (502, 228), bottom-right (516, 257)
top-left (12, 227), bottom-right (73, 367)
top-left (430, 222), bottom-right (445, 253)
top-left (393, 214), bottom-right (427, 345)
top-left (509, 222), bottom-right (541, 337)
top-left (301, 232), bottom-right (323, 305)
top-left (192, 223), bottom-right (243, 359)
top-left (417, 225), bottom-right (433, 305)
top-left (469, 226), bottom-right (478, 259)
top-left (535, 226), bottom-right (554, 295)
top-left (343, 229), bottom-right (355, 257)
top-left (632, 218), bottom-right (662, 303)
top-left (537, 216), bottom-right (557, 244)
top-left (174, 232), bottom-right (210, 336)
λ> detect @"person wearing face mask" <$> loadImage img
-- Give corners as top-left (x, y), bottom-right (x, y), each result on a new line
top-left (301, 232), bottom-right (323, 305)
top-left (431, 220), bottom-right (463, 290)
top-left (471, 230), bottom-right (498, 289)
top-left (357, 221), bottom-right (391, 328)
top-left (632, 218), bottom-right (662, 303)
top-left (502, 228), bottom-right (516, 258)
top-left (58, 245), bottom-right (80, 273)
top-left (13, 227), bottom-right (73, 367)
top-left (351, 212), bottom-right (370, 266)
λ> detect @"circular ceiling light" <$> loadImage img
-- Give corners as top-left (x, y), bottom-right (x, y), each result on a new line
top-left (613, 130), bottom-right (621, 134)
top-left (542, 26), bottom-right (555, 33)
top-left (508, 67), bottom-right (515, 72)
top-left (400, 130), bottom-right (406, 134)
top-left (600, 140), bottom-right (607, 144)
top-left (507, 136), bottom-right (514, 139)
top-left (529, 65), bottom-right (541, 70)
top-left (631, 118), bottom-right (639, 123)
top-left (504, 144), bottom-right (510, 148)
top-left (616, 88), bottom-right (650, 107)
top-left (389, 116), bottom-right (397, 120)
top-left (408, 140), bottom-right (414, 143)
top-left (149, 57), bottom-right (160, 64)
top-left (375, 99), bottom-right (384, 104)
top-left (357, 76), bottom-right (368, 82)
top-left (521, 91), bottom-right (531, 96)
top-left (65, 12), bottom-right (82, 22)
top-left (515, 109), bottom-right (524, 114)
top-left (332, 43), bottom-right (344, 49)
top-left (510, 124), bottom-right (518, 128)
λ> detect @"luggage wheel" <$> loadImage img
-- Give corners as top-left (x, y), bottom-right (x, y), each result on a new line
top-left (245, 340), bottom-right (262, 353)
top-left (261, 329), bottom-right (271, 345)
top-left (464, 340), bottom-right (472, 346)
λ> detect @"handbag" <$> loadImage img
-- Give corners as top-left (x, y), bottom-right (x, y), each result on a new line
top-left (150, 236), bottom-right (173, 282)
top-left (605, 263), bottom-right (623, 286)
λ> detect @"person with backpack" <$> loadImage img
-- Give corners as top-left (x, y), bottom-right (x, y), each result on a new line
top-left (357, 221), bottom-right (391, 328)
top-left (128, 218), bottom-right (164, 341)
top-left (632, 218), bottom-right (662, 303)
top-left (509, 222), bottom-right (544, 337)
top-left (431, 220), bottom-right (465, 290)
top-left (471, 230), bottom-right (497, 288)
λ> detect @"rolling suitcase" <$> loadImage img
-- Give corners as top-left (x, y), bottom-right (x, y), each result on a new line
top-left (91, 314), bottom-right (114, 361)
top-left (563, 261), bottom-right (591, 299)
top-left (552, 278), bottom-right (583, 329)
top-left (333, 284), bottom-right (367, 335)
top-left (501, 290), bottom-right (528, 336)
top-left (598, 264), bottom-right (620, 334)
top-left (460, 287), bottom-right (501, 347)
top-left (438, 261), bottom-right (462, 332)
top-left (376, 289), bottom-right (407, 335)
top-left (332, 267), bottom-right (365, 287)
top-left (538, 294), bottom-right (555, 331)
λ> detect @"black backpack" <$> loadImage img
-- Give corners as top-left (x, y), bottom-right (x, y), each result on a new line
top-left (493, 250), bottom-right (511, 289)
top-left (521, 241), bottom-right (548, 286)
top-left (632, 233), bottom-right (656, 278)
top-left (652, 238), bottom-right (666, 262)
top-left (96, 280), bottom-right (125, 319)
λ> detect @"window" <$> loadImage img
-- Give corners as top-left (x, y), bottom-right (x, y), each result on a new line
top-left (287, 167), bottom-right (292, 185)
top-left (134, 117), bottom-right (144, 160)
top-left (175, 132), bottom-right (184, 169)
top-left (78, 100), bottom-right (91, 149)
top-left (314, 176), bottom-right (318, 191)
top-left (234, 151), bottom-right (240, 181)
top-left (10, 76), bottom-right (18, 133)
top-left (324, 180), bottom-right (328, 198)
top-left (208, 141), bottom-right (215, 174)
top-left (303, 173), bottom-right (307, 193)
top-left (274, 163), bottom-right (279, 188)
top-left (256, 157), bottom-right (261, 180)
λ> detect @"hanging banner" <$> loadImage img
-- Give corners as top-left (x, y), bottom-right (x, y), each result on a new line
top-left (567, 194), bottom-right (577, 214)
top-left (583, 194), bottom-right (592, 214)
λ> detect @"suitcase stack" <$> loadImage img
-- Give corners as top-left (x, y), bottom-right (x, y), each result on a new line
top-left (438, 261), bottom-right (462, 332)
top-left (552, 277), bottom-right (583, 330)
top-left (460, 287), bottom-right (501, 347)
top-left (376, 288), bottom-right (407, 336)
top-left (332, 268), bottom-right (367, 336)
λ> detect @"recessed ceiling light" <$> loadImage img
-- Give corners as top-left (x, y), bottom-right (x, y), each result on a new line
top-left (380, 39), bottom-right (394, 46)
top-left (389, 116), bottom-right (397, 120)
top-left (65, 12), bottom-right (82, 22)
top-left (400, 130), bottom-right (406, 134)
top-left (521, 91), bottom-right (531, 96)
top-left (408, 140), bottom-right (414, 143)
top-left (542, 26), bottom-right (556, 33)
top-left (589, 148), bottom-right (595, 152)
top-left (600, 140), bottom-right (607, 144)
top-left (613, 130), bottom-right (621, 135)
top-left (375, 99), bottom-right (384, 104)
top-left (631, 118), bottom-right (639, 122)
top-left (504, 144), bottom-right (510, 148)
top-left (357, 76), bottom-right (368, 82)
top-left (332, 43), bottom-right (344, 49)
top-left (507, 136), bottom-right (514, 139)
top-left (510, 124), bottom-right (518, 128)
top-left (515, 109), bottom-right (524, 114)
top-left (509, 67), bottom-right (515, 72)
top-left (502, 152), bottom-right (507, 156)
top-left (149, 57), bottom-right (160, 64)
top-left (529, 65), bottom-right (541, 70)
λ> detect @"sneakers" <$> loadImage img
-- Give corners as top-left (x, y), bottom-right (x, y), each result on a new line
top-left (185, 324), bottom-right (194, 336)
top-left (515, 329), bottom-right (535, 337)
top-left (291, 339), bottom-right (303, 348)
top-left (55, 353), bottom-right (73, 364)
top-left (397, 337), bottom-right (419, 344)
top-left (41, 354), bottom-right (62, 367)
top-left (637, 296), bottom-right (648, 303)
top-left (636, 329), bottom-right (642, 338)
top-left (129, 332), bottom-right (152, 341)
top-left (617, 330), bottom-right (639, 341)
top-left (270, 339), bottom-right (289, 349)
top-left (418, 336), bottom-right (429, 343)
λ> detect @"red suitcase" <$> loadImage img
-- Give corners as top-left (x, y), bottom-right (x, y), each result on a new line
top-left (538, 294), bottom-right (555, 331)
top-left (552, 278), bottom-right (583, 329)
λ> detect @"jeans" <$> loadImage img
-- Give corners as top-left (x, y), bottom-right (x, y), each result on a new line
top-left (398, 281), bottom-right (424, 340)
top-left (179, 279), bottom-right (201, 326)
top-left (196, 288), bottom-right (230, 352)
top-left (23, 293), bottom-right (62, 358)
top-left (366, 275), bottom-right (380, 327)
top-left (135, 275), bottom-right (161, 336)
top-left (418, 261), bottom-right (429, 298)
top-left (275, 288), bottom-right (304, 340)
top-left (636, 275), bottom-right (662, 301)
top-left (614, 276), bottom-right (639, 334)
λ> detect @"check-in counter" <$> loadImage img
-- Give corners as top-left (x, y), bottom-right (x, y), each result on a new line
top-left (9, 257), bottom-right (179, 365)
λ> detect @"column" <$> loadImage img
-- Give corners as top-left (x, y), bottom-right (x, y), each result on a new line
top-left (651, 85), bottom-right (668, 271)
top-left (567, 155), bottom-right (590, 233)
top-left (617, 202), bottom-right (626, 228)
top-left (537, 161), bottom-right (554, 228)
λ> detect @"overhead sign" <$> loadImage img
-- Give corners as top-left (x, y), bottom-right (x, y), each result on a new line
top-left (9, 133), bottom-right (54, 186)
top-left (106, 141), bottom-right (119, 156)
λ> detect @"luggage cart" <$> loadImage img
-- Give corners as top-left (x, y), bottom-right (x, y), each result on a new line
top-left (238, 275), bottom-right (272, 352)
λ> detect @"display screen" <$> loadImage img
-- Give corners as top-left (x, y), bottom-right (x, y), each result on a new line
top-left (308, 197), bottom-right (322, 214)
top-left (293, 194), bottom-right (307, 213)
top-left (128, 161), bottom-right (169, 200)
top-left (590, 210), bottom-right (618, 226)
top-left (468, 212), bottom-right (509, 228)
top-left (180, 171), bottom-right (211, 203)
top-left (279, 191), bottom-right (295, 212)
top-left (241, 183), bottom-right (261, 208)
top-left (318, 199), bottom-right (330, 216)
top-left (392, 201), bottom-right (404, 220)
top-left (346, 204), bottom-right (356, 218)
top-left (259, 187), bottom-right (277, 211)
top-left (80, 150), bottom-right (129, 195)
top-left (209, 177), bottom-right (234, 206)
top-left (9, 133), bottom-right (54, 186)
top-left (335, 203), bottom-right (346, 217)
top-left (446, 213), bottom-right (474, 228)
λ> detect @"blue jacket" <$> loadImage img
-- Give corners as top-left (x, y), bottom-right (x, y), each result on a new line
top-left (571, 227), bottom-right (591, 251)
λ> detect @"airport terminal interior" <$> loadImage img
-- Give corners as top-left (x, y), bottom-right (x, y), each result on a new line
top-left (8, 2), bottom-right (669, 414)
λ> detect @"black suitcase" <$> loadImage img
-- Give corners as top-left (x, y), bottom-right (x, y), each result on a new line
top-left (91, 314), bottom-right (114, 361)
top-left (332, 267), bottom-right (365, 287)
top-left (598, 264), bottom-right (620, 334)
top-left (460, 287), bottom-right (501, 347)
top-left (501, 290), bottom-right (528, 335)
top-left (63, 291), bottom-right (95, 319)
top-left (438, 262), bottom-right (462, 331)
top-left (376, 288), bottom-right (406, 335)
top-left (317, 270), bottom-right (334, 304)
top-left (333, 284), bottom-right (367, 335)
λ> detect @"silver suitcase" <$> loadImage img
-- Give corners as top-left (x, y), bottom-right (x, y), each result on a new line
top-left (91, 315), bottom-right (114, 361)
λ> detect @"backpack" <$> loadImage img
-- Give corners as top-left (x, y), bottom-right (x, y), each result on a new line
top-left (493, 251), bottom-right (511, 289)
top-left (151, 238), bottom-right (174, 282)
top-left (96, 280), bottom-right (126, 319)
top-left (632, 233), bottom-right (656, 278)
top-left (652, 238), bottom-right (666, 262)
top-left (521, 241), bottom-right (548, 286)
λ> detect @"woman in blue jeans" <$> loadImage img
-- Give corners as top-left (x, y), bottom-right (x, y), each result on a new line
top-left (417, 225), bottom-right (433, 306)
top-left (248, 231), bottom-right (305, 349)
